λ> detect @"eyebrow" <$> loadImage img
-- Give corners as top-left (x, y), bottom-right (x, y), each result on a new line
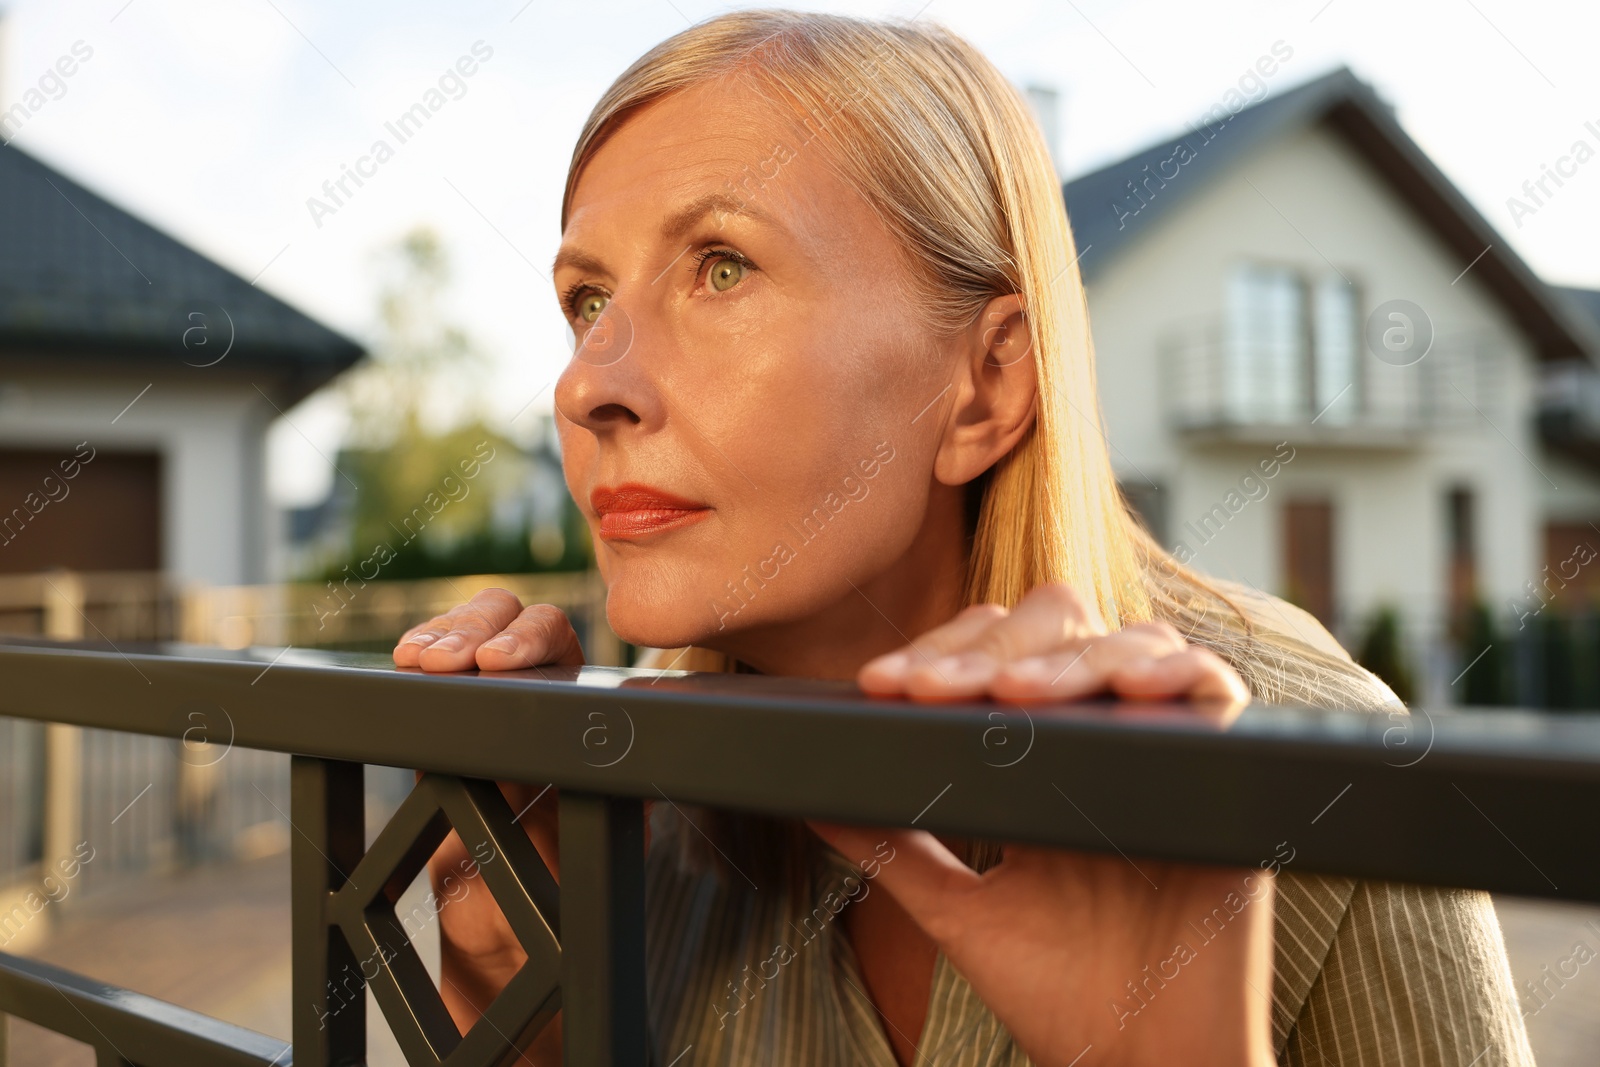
top-left (661, 192), bottom-right (782, 241)
top-left (550, 192), bottom-right (786, 278)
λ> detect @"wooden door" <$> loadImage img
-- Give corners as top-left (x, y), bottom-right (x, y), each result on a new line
top-left (1283, 498), bottom-right (1335, 626)
top-left (0, 448), bottom-right (162, 573)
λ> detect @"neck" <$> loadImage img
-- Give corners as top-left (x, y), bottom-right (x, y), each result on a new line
top-left (705, 483), bottom-right (971, 680)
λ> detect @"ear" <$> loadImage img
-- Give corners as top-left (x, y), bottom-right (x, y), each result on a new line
top-left (932, 293), bottom-right (1038, 487)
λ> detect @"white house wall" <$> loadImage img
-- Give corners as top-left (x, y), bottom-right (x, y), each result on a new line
top-left (0, 366), bottom-right (279, 585)
top-left (1085, 121), bottom-right (1541, 642)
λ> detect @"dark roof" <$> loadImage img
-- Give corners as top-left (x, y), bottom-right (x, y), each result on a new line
top-left (0, 141), bottom-right (364, 395)
top-left (1063, 67), bottom-right (1600, 364)
top-left (1557, 287), bottom-right (1600, 336)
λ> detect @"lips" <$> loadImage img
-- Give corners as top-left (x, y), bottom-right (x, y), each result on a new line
top-left (590, 483), bottom-right (712, 540)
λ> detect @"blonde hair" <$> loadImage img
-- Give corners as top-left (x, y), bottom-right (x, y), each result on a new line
top-left (564, 9), bottom-right (1397, 877)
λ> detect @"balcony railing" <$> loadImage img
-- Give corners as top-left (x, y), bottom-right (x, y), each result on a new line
top-left (0, 569), bottom-right (619, 662)
top-left (0, 569), bottom-right (620, 905)
top-left (2, 634), bottom-right (1600, 1065)
top-left (1161, 321), bottom-right (1502, 444)
top-left (1539, 359), bottom-right (1600, 470)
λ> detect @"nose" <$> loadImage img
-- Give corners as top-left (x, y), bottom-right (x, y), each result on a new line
top-left (554, 301), bottom-right (664, 433)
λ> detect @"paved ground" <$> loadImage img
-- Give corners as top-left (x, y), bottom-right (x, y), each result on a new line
top-left (4, 850), bottom-right (432, 1067)
top-left (4, 856), bottom-right (1596, 1065)
top-left (1495, 895), bottom-right (1600, 1065)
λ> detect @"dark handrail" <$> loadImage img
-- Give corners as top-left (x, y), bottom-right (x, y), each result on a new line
top-left (0, 952), bottom-right (291, 1066)
top-left (2, 636), bottom-right (1597, 894)
top-left (1, 634), bottom-right (1599, 1065)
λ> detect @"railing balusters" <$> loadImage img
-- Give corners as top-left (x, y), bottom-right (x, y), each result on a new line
top-left (558, 793), bottom-right (648, 1067)
top-left (291, 756), bottom-right (366, 1067)
top-left (7, 636), bottom-right (1600, 1064)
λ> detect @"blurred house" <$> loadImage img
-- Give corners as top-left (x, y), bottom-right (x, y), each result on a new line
top-left (0, 142), bottom-right (363, 585)
top-left (1069, 66), bottom-right (1600, 680)
top-left (283, 411), bottom-right (576, 581)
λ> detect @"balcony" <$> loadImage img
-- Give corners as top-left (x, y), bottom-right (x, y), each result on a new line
top-left (1160, 319), bottom-right (1501, 447)
top-left (1538, 359), bottom-right (1600, 470)
top-left (1, 635), bottom-right (1599, 1064)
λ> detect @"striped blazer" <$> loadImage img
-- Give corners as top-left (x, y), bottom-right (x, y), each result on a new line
top-left (640, 821), bottom-right (1535, 1065)
top-left (635, 620), bottom-right (1537, 1065)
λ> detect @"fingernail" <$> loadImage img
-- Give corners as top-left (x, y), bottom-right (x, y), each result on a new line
top-left (430, 634), bottom-right (464, 653)
top-left (1002, 657), bottom-right (1051, 682)
top-left (928, 652), bottom-right (996, 684)
top-left (482, 634), bottom-right (517, 653)
top-left (865, 651), bottom-right (911, 677)
top-left (405, 632), bottom-right (440, 648)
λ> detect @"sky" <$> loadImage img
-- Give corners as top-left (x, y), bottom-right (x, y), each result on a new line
top-left (1, 0), bottom-right (1595, 506)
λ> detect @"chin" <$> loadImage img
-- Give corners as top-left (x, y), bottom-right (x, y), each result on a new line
top-left (602, 573), bottom-right (723, 652)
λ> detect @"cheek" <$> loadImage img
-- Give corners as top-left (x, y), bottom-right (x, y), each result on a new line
top-left (605, 385), bottom-right (933, 647)
top-left (596, 274), bottom-right (942, 648)
top-left (557, 425), bottom-right (596, 500)
top-left (701, 430), bottom-right (932, 637)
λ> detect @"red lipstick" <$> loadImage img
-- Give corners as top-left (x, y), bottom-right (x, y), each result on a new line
top-left (590, 483), bottom-right (711, 540)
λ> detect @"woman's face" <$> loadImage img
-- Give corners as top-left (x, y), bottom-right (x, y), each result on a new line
top-left (552, 77), bottom-right (1018, 669)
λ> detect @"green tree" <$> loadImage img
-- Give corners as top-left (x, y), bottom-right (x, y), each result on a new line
top-left (1536, 609), bottom-right (1580, 710)
top-left (310, 227), bottom-right (585, 581)
top-left (1456, 601), bottom-right (1505, 707)
top-left (1356, 605), bottom-right (1415, 706)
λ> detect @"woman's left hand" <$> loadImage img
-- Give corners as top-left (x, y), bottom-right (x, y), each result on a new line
top-left (823, 583), bottom-right (1270, 1066)
top-left (808, 824), bottom-right (1278, 1067)
top-left (856, 582), bottom-right (1249, 708)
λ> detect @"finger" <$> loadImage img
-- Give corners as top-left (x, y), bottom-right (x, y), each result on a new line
top-left (987, 623), bottom-right (1188, 702)
top-left (963, 582), bottom-right (1108, 660)
top-left (476, 604), bottom-right (586, 671)
top-left (413, 588), bottom-right (525, 673)
top-left (806, 822), bottom-right (980, 944)
top-left (394, 606), bottom-right (475, 666)
top-left (1108, 646), bottom-right (1250, 710)
top-left (857, 603), bottom-right (1008, 695)
top-left (899, 585), bottom-right (1108, 701)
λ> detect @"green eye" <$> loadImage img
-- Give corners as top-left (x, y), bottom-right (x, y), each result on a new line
top-left (708, 256), bottom-right (745, 292)
top-left (577, 292), bottom-right (608, 323)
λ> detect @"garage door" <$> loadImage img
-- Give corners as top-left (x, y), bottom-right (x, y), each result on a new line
top-left (0, 447), bottom-right (162, 573)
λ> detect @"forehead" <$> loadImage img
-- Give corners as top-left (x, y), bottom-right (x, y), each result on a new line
top-left (564, 77), bottom-right (861, 247)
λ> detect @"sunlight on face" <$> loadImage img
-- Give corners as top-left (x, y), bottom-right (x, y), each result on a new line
top-left (552, 76), bottom-right (956, 654)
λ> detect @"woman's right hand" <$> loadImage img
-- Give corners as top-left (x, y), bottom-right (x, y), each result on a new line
top-left (394, 587), bottom-right (582, 1046)
top-left (426, 780), bottom-right (561, 1045)
top-left (392, 587), bottom-right (586, 672)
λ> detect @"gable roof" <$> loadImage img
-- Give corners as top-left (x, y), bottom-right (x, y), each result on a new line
top-left (1063, 66), bottom-right (1600, 364)
top-left (0, 142), bottom-right (364, 398)
top-left (1558, 287), bottom-right (1600, 337)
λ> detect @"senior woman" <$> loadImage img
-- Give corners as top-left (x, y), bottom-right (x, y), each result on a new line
top-left (393, 10), bottom-right (1533, 1066)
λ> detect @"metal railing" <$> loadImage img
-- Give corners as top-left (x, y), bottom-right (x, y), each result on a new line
top-left (0, 569), bottom-right (619, 662)
top-left (1160, 321), bottom-right (1502, 442)
top-left (2, 635), bottom-right (1599, 1065)
top-left (0, 569), bottom-right (619, 899)
top-left (1540, 359), bottom-right (1600, 467)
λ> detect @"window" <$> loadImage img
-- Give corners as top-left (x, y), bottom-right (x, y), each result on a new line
top-left (1225, 263), bottom-right (1305, 422)
top-left (1314, 276), bottom-right (1360, 423)
top-left (1224, 263), bottom-right (1360, 424)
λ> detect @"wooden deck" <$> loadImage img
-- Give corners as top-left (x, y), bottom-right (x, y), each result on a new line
top-left (5, 854), bottom-right (1596, 1065)
top-left (4, 850), bottom-right (438, 1067)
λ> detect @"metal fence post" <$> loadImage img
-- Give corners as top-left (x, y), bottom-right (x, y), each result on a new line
top-left (41, 571), bottom-right (84, 930)
top-left (559, 792), bottom-right (647, 1067)
top-left (291, 756), bottom-right (366, 1067)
